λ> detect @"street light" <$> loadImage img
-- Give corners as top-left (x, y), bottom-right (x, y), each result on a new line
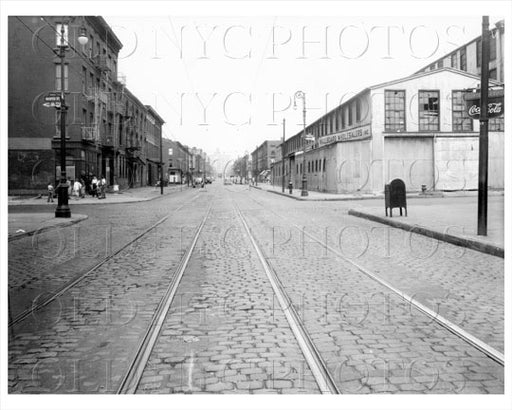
top-left (55, 21), bottom-right (88, 217)
top-left (293, 90), bottom-right (308, 196)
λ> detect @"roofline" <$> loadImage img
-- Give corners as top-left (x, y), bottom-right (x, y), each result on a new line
top-left (283, 66), bottom-right (503, 145)
top-left (85, 16), bottom-right (123, 52)
top-left (145, 105), bottom-right (166, 124)
top-left (414, 19), bottom-right (504, 75)
top-left (369, 67), bottom-right (503, 90)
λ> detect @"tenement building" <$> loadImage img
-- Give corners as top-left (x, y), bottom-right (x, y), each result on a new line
top-left (272, 68), bottom-right (504, 193)
top-left (251, 140), bottom-right (281, 182)
top-left (8, 16), bottom-right (165, 194)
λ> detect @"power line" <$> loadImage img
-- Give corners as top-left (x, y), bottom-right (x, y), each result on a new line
top-left (14, 17), bottom-right (92, 82)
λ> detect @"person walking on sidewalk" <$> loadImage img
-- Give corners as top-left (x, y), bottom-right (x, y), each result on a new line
top-left (47, 182), bottom-right (54, 203)
top-left (91, 176), bottom-right (98, 198)
top-left (73, 179), bottom-right (82, 199)
top-left (98, 176), bottom-right (107, 199)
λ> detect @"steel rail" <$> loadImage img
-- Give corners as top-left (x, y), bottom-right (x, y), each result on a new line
top-left (9, 193), bottom-right (201, 328)
top-left (117, 204), bottom-right (212, 394)
top-left (234, 201), bottom-right (340, 394)
top-left (244, 191), bottom-right (505, 367)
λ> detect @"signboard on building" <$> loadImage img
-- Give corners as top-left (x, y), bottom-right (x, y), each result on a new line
top-left (464, 89), bottom-right (504, 119)
top-left (318, 124), bottom-right (371, 148)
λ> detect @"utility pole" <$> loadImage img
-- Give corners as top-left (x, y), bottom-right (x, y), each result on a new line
top-left (282, 118), bottom-right (285, 193)
top-left (477, 15), bottom-right (490, 236)
top-left (55, 23), bottom-right (71, 218)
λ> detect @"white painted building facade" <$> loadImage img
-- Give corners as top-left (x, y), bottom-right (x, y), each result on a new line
top-left (272, 68), bottom-right (504, 193)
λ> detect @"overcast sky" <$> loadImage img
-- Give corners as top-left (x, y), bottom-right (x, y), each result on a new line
top-left (103, 13), bottom-right (504, 158)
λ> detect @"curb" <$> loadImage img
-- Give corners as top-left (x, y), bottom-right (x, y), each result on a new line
top-left (253, 186), bottom-right (445, 202)
top-left (8, 214), bottom-right (89, 242)
top-left (347, 209), bottom-right (504, 258)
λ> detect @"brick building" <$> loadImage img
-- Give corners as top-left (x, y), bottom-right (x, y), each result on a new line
top-left (251, 140), bottom-right (280, 182)
top-left (8, 16), bottom-right (165, 194)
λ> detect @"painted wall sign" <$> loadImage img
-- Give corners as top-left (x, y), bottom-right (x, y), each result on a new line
top-left (464, 89), bottom-right (504, 119)
top-left (318, 124), bottom-right (371, 147)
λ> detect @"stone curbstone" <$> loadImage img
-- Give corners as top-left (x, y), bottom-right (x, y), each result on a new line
top-left (347, 209), bottom-right (504, 258)
top-left (8, 214), bottom-right (89, 242)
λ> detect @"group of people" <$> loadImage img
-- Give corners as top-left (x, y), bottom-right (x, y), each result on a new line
top-left (47, 175), bottom-right (107, 202)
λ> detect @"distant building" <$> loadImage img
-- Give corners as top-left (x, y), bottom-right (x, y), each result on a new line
top-left (251, 140), bottom-right (281, 182)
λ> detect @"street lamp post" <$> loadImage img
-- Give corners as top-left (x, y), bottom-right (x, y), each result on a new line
top-left (294, 90), bottom-right (308, 197)
top-left (55, 21), bottom-right (88, 217)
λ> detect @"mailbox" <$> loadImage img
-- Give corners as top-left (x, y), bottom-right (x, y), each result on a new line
top-left (385, 178), bottom-right (407, 217)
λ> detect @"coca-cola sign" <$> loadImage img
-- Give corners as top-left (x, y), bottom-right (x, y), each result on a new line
top-left (464, 89), bottom-right (505, 119)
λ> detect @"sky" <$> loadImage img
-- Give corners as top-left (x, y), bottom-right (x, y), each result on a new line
top-left (102, 12), bottom-right (505, 158)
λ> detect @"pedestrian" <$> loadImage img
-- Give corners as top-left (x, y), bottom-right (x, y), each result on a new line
top-left (47, 181), bottom-right (54, 203)
top-left (79, 178), bottom-right (86, 198)
top-left (91, 175), bottom-right (98, 198)
top-left (99, 176), bottom-right (107, 199)
top-left (67, 178), bottom-right (72, 197)
top-left (73, 179), bottom-right (82, 199)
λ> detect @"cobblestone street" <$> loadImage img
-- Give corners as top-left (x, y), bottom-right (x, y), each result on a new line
top-left (8, 183), bottom-right (504, 396)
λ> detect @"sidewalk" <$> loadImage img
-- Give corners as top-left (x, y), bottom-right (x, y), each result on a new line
top-left (7, 185), bottom-right (189, 241)
top-left (253, 183), bottom-right (504, 258)
top-left (8, 185), bottom-right (188, 206)
top-left (253, 183), bottom-right (386, 201)
top-left (348, 195), bottom-right (504, 257)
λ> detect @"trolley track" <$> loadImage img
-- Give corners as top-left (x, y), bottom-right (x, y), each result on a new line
top-left (9, 193), bottom-right (201, 328)
top-left (239, 190), bottom-right (504, 367)
top-left (233, 200), bottom-right (340, 394)
top-left (123, 193), bottom-right (329, 394)
top-left (118, 203), bottom-right (213, 393)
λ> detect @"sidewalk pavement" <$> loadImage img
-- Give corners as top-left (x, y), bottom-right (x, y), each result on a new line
top-left (253, 183), bottom-right (504, 258)
top-left (7, 185), bottom-right (189, 241)
top-left (8, 185), bottom-right (188, 206)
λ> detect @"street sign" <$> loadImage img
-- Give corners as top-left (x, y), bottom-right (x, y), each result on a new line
top-left (43, 101), bottom-right (61, 108)
top-left (43, 92), bottom-right (62, 109)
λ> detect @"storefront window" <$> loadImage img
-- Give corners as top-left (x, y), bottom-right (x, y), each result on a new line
top-left (385, 90), bottom-right (406, 132)
top-left (452, 91), bottom-right (473, 131)
top-left (419, 90), bottom-right (439, 131)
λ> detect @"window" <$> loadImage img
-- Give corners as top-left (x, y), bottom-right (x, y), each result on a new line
top-left (460, 48), bottom-right (467, 71)
top-left (323, 158), bottom-right (326, 172)
top-left (490, 37), bottom-right (496, 61)
top-left (476, 39), bottom-right (482, 67)
top-left (89, 35), bottom-right (94, 56)
top-left (82, 67), bottom-right (87, 93)
top-left (429, 64), bottom-right (435, 70)
top-left (438, 59), bottom-right (443, 68)
top-left (329, 116), bottom-right (333, 134)
top-left (356, 99), bottom-right (361, 122)
top-left (55, 64), bottom-right (68, 91)
top-left (418, 90), bottom-right (440, 131)
top-left (335, 113), bottom-right (339, 131)
top-left (489, 68), bottom-right (498, 80)
top-left (308, 162), bottom-right (310, 173)
top-left (384, 90), bottom-right (406, 132)
top-left (452, 91), bottom-right (473, 131)
top-left (348, 103), bottom-right (353, 126)
top-left (341, 107), bottom-right (345, 129)
top-left (451, 53), bottom-right (457, 69)
top-left (489, 117), bottom-right (504, 131)
top-left (55, 23), bottom-right (68, 47)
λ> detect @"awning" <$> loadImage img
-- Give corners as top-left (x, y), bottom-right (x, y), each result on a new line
top-left (259, 170), bottom-right (270, 177)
